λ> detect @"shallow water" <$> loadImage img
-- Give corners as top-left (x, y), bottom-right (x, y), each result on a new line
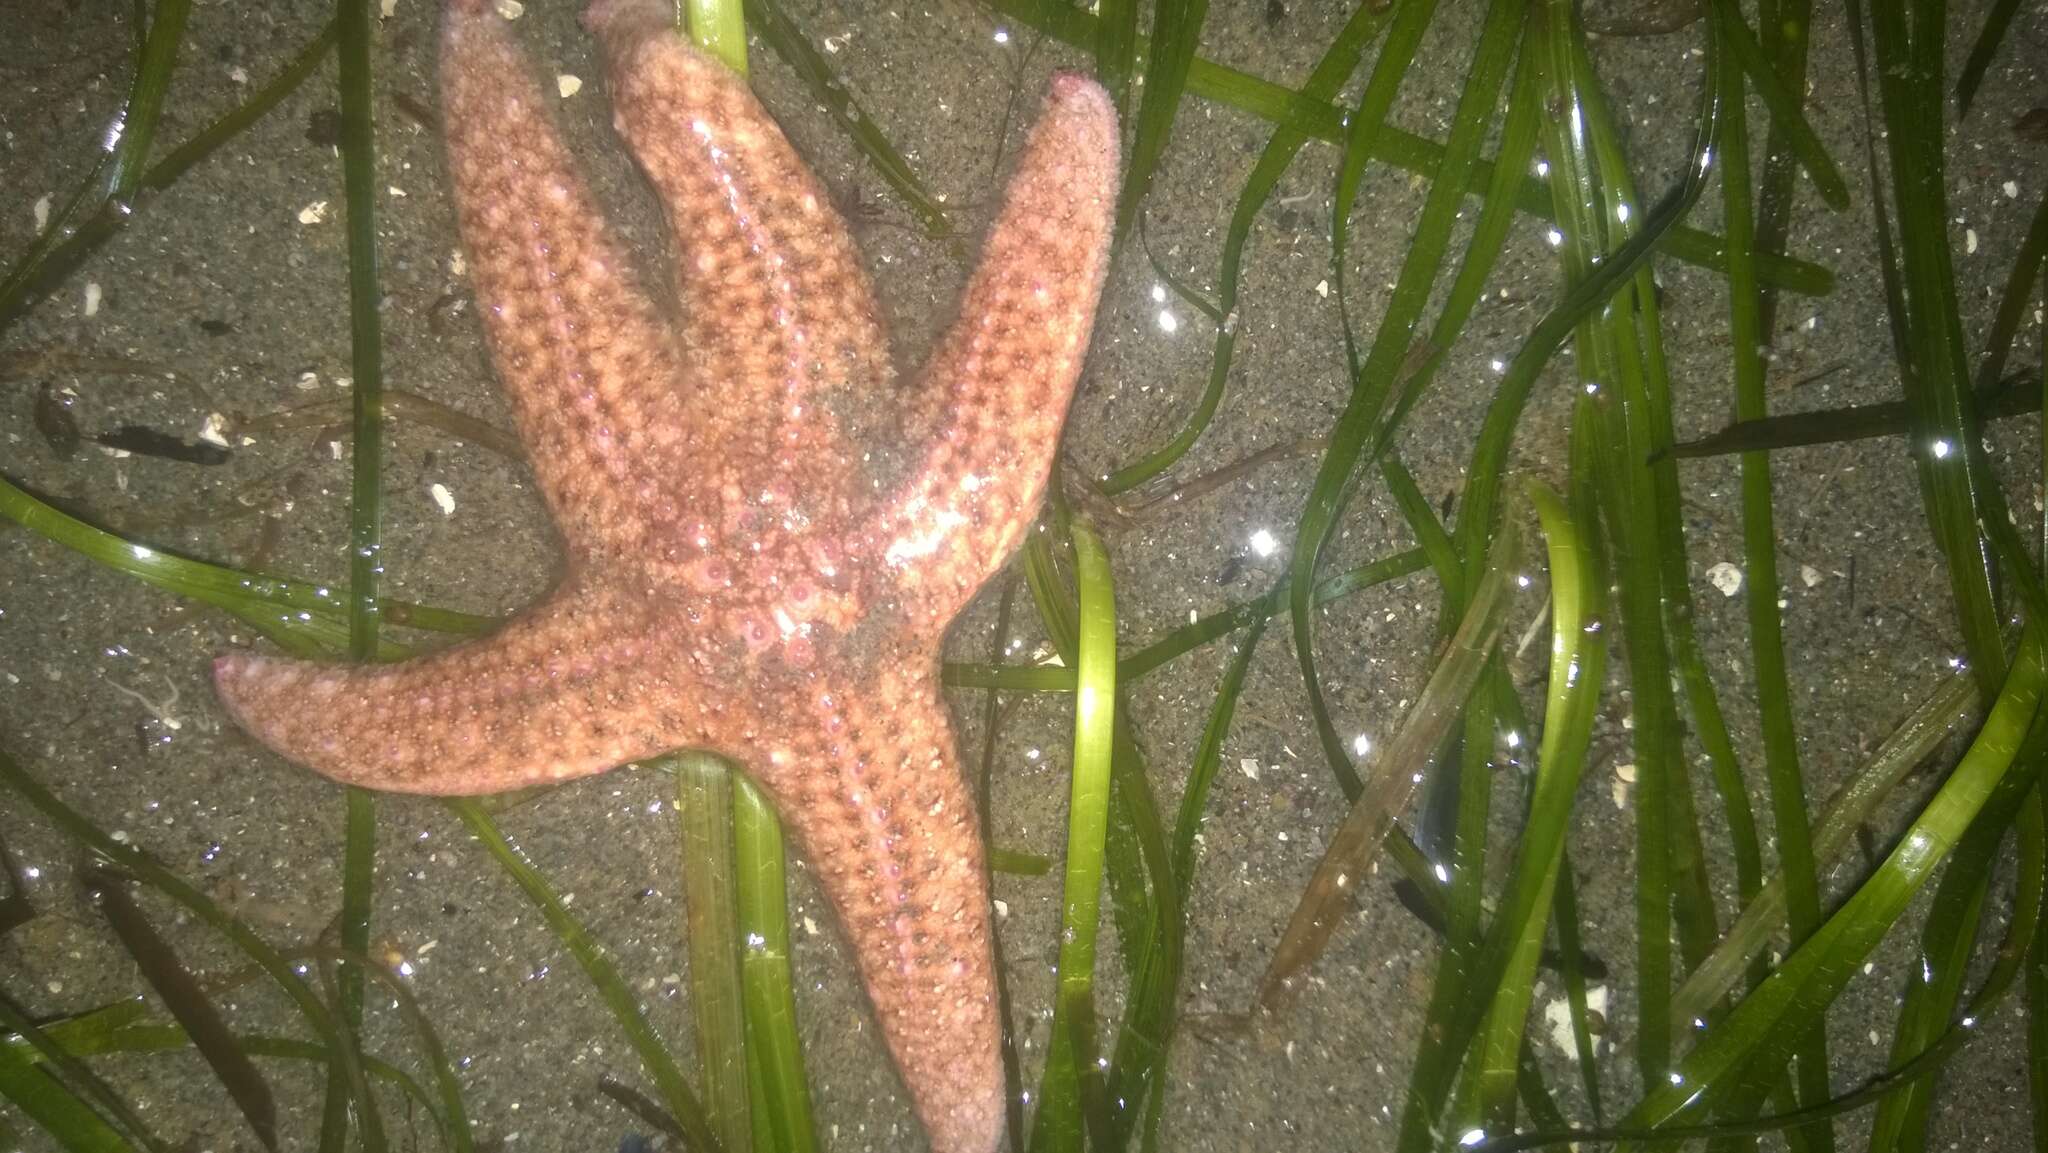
top-left (3, 0), bottom-right (2046, 1149)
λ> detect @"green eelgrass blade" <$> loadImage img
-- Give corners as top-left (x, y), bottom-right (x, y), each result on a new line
top-left (1100, 720), bottom-right (1178, 1147)
top-left (1954, 0), bottom-right (2021, 118)
top-left (733, 778), bottom-right (816, 1153)
top-left (0, 15), bottom-right (336, 332)
top-left (0, 476), bottom-right (495, 656)
top-left (943, 544), bottom-right (1430, 696)
top-left (11, 1021), bottom-right (453, 1142)
top-left (1671, 663), bottom-right (1980, 1025)
top-left (742, 0), bottom-right (953, 241)
top-left (283, 944), bottom-right (474, 1153)
top-left (1707, 0), bottom-right (1847, 210)
top-left (1516, 0), bottom-right (1731, 1086)
top-left (1616, 627), bottom-right (2048, 1143)
top-left (1974, 188), bottom-right (2048, 394)
top-left (1101, 1), bottom-right (1390, 493)
top-left (1117, 548), bottom-right (1429, 685)
top-left (1256, 513), bottom-right (1522, 1015)
top-left (982, 0), bottom-right (1834, 295)
top-left (1461, 473), bottom-right (1606, 1135)
top-left (687, 0), bottom-right (749, 73)
top-left (1448, 2), bottom-right (1723, 585)
top-left (1029, 518), bottom-right (1118, 1153)
top-left (1403, 420), bottom-right (1601, 1149)
top-left (0, 1034), bottom-right (134, 1153)
top-left (0, 750), bottom-right (386, 1153)
top-left (0, 0), bottom-right (190, 330)
top-left (1713, 8), bottom-right (1832, 1141)
top-left (1288, 0), bottom-right (1495, 793)
top-left (1114, 0), bottom-right (1210, 239)
top-left (87, 871), bottom-right (277, 1151)
top-left (1107, 613), bottom-right (1268, 1149)
top-left (1552, 863), bottom-right (1604, 1125)
top-left (1094, 0), bottom-right (1138, 110)
top-left (2035, 251), bottom-right (2048, 1153)
top-left (329, 2), bottom-right (388, 1144)
top-left (674, 753), bottom-right (754, 1153)
top-left (2032, 786), bottom-right (2048, 1153)
top-left (0, 998), bottom-right (162, 1153)
top-left (15, 965), bottom-right (474, 1153)
top-left (1663, 370), bottom-right (2042, 460)
top-left (1865, 755), bottom-right (2037, 1151)
top-left (973, 578), bottom-right (1030, 1153)
top-left (1856, 0), bottom-right (2007, 695)
top-left (449, 800), bottom-right (723, 1153)
top-left (1749, 0), bottom-right (1814, 343)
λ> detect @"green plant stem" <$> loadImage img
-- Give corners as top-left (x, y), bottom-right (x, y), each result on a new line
top-left (675, 753), bottom-right (753, 1153)
top-left (1714, 10), bottom-right (1831, 1142)
top-left (732, 777), bottom-right (815, 1153)
top-left (1029, 519), bottom-right (1118, 1152)
top-left (450, 800), bottom-right (721, 1152)
top-left (327, 1), bottom-right (386, 1147)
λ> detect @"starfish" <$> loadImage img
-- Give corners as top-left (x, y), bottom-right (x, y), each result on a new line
top-left (210, 2), bottom-right (1119, 1150)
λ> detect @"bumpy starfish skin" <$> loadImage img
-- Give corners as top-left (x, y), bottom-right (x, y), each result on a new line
top-left (210, 3), bottom-right (1119, 1151)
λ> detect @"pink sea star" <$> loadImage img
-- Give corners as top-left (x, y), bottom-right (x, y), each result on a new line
top-left (210, 2), bottom-right (1119, 1149)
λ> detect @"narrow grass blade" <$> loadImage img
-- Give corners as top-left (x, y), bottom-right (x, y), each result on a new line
top-left (87, 871), bottom-right (276, 1151)
top-left (1617, 629), bottom-right (2048, 1140)
top-left (279, 944), bottom-right (474, 1153)
top-left (2031, 787), bottom-right (2048, 1152)
top-left (1463, 477), bottom-right (1606, 1133)
top-left (1973, 188), bottom-right (2048, 393)
top-left (1289, 0), bottom-right (1456, 793)
top-left (1256, 514), bottom-right (1521, 1016)
top-left (732, 777), bottom-right (816, 1153)
top-left (1102, 1), bottom-right (1389, 492)
top-left (1857, 0), bottom-right (2008, 693)
top-left (15, 1020), bottom-right (454, 1140)
top-left (0, 16), bottom-right (336, 331)
top-left (973, 577), bottom-right (1029, 1153)
top-left (982, 0), bottom-right (1834, 294)
top-left (1708, 0), bottom-right (1847, 209)
top-left (0, 476), bottom-right (495, 656)
top-left (1107, 613), bottom-right (1267, 1147)
top-left (742, 0), bottom-right (953, 239)
top-left (0, 751), bottom-right (386, 1153)
top-left (1713, 10), bottom-right (1832, 1139)
top-left (1552, 862), bottom-right (1604, 1124)
top-left (0, 0), bottom-right (190, 328)
top-left (1664, 371), bottom-right (2041, 459)
top-left (1954, 0), bottom-right (2021, 118)
top-left (0, 1036), bottom-right (135, 1153)
top-left (1029, 517), bottom-right (1118, 1153)
top-left (449, 800), bottom-right (722, 1153)
top-left (329, 3), bottom-right (388, 1143)
top-left (1093, 0), bottom-right (1138, 109)
top-left (1670, 664), bottom-right (1979, 1025)
top-left (0, 998), bottom-right (162, 1153)
top-left (673, 753), bottom-right (753, 1153)
top-left (1865, 769), bottom-right (2024, 1150)
top-left (1114, 0), bottom-right (1210, 238)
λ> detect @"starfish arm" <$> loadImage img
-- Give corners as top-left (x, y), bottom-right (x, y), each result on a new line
top-left (881, 76), bottom-right (1120, 631)
top-left (748, 660), bottom-right (1002, 1153)
top-left (586, 0), bottom-right (891, 449)
top-left (213, 583), bottom-right (712, 795)
top-left (441, 0), bottom-right (699, 570)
